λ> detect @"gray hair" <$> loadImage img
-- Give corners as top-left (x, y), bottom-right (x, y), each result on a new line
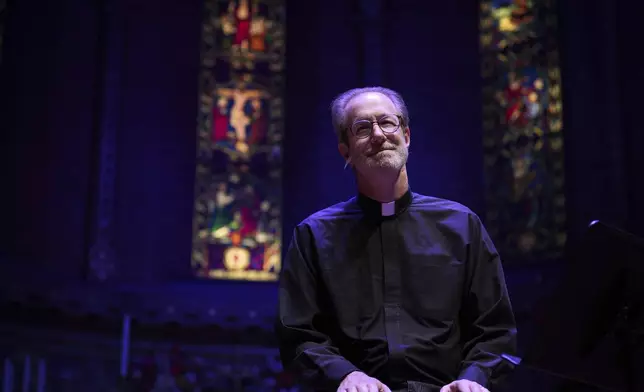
top-left (330, 86), bottom-right (410, 143)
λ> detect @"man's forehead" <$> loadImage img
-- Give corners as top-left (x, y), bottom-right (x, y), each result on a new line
top-left (346, 92), bottom-right (396, 119)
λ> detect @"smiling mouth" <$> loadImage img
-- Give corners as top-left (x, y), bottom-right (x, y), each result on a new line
top-left (369, 149), bottom-right (394, 157)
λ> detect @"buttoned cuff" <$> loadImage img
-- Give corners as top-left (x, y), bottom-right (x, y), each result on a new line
top-left (325, 360), bottom-right (360, 386)
top-left (457, 365), bottom-right (488, 387)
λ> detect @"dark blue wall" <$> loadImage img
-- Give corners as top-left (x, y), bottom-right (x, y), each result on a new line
top-left (558, 0), bottom-right (644, 245)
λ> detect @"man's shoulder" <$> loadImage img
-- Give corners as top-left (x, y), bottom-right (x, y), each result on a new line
top-left (411, 193), bottom-right (489, 242)
top-left (297, 197), bottom-right (360, 228)
top-left (411, 192), bottom-right (478, 218)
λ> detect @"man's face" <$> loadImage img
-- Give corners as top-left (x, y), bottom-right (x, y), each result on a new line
top-left (339, 92), bottom-right (410, 174)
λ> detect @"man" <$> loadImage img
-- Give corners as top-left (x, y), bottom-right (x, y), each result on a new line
top-left (276, 87), bottom-right (517, 392)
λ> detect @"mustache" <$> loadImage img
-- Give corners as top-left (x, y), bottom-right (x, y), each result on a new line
top-left (367, 144), bottom-right (397, 156)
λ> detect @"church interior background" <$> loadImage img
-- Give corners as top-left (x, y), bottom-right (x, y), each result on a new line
top-left (1, 0), bottom-right (642, 390)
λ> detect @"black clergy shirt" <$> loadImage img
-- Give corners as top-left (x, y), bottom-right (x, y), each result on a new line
top-left (276, 190), bottom-right (517, 391)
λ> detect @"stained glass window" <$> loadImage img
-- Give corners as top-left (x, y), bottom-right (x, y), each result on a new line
top-left (479, 0), bottom-right (566, 260)
top-left (192, 0), bottom-right (285, 281)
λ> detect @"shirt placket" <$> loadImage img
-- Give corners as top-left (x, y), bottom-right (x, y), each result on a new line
top-left (380, 218), bottom-right (404, 381)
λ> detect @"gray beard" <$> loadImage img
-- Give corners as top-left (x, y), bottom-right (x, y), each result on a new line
top-left (363, 148), bottom-right (408, 171)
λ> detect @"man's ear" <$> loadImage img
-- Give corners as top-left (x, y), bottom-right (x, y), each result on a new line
top-left (404, 126), bottom-right (411, 148)
top-left (338, 143), bottom-right (352, 169)
top-left (338, 142), bottom-right (349, 160)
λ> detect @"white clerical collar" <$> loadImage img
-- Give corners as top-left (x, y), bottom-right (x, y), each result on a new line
top-left (357, 189), bottom-right (413, 218)
top-left (381, 201), bottom-right (396, 216)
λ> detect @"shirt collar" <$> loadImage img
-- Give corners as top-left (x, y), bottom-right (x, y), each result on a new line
top-left (357, 188), bottom-right (413, 218)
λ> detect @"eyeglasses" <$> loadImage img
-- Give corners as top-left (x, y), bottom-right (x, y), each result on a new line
top-left (349, 115), bottom-right (403, 139)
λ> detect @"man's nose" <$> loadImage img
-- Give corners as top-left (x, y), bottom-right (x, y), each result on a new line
top-left (370, 123), bottom-right (386, 141)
